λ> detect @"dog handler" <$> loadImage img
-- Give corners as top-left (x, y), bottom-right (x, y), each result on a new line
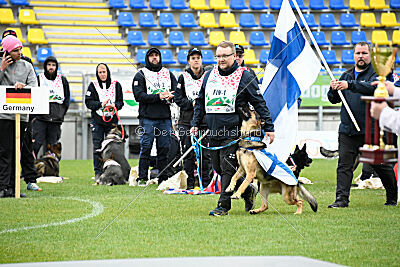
top-left (191, 41), bottom-right (275, 216)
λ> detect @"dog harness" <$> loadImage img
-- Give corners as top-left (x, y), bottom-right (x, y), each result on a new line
top-left (93, 80), bottom-right (117, 117)
top-left (182, 71), bottom-right (205, 101)
top-left (39, 73), bottom-right (65, 104)
top-left (141, 67), bottom-right (172, 95)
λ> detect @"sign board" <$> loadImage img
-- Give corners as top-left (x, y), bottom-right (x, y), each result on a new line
top-left (301, 72), bottom-right (341, 107)
top-left (296, 131), bottom-right (339, 158)
top-left (0, 86), bottom-right (49, 114)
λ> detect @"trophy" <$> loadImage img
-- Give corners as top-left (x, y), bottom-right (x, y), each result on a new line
top-left (359, 45), bottom-right (398, 164)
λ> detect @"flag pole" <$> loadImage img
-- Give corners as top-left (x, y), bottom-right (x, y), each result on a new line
top-left (15, 113), bottom-right (21, 199)
top-left (172, 129), bottom-right (209, 168)
top-left (291, 0), bottom-right (361, 132)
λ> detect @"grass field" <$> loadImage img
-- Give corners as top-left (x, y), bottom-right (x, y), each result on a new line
top-left (0, 159), bottom-right (399, 266)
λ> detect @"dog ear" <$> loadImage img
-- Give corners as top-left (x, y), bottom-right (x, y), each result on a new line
top-left (56, 142), bottom-right (62, 150)
top-left (302, 143), bottom-right (307, 151)
top-left (295, 145), bottom-right (300, 151)
top-left (238, 105), bottom-right (251, 121)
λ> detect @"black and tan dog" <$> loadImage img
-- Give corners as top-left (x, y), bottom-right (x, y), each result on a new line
top-left (226, 106), bottom-right (318, 215)
top-left (34, 143), bottom-right (62, 176)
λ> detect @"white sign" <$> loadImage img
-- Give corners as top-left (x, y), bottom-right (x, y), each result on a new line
top-left (296, 131), bottom-right (338, 158)
top-left (0, 86), bottom-right (49, 114)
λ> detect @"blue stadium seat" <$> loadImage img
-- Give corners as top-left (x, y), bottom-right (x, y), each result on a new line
top-left (130, 0), bottom-right (148, 9)
top-left (137, 49), bottom-right (147, 64)
top-left (299, 14), bottom-right (318, 28)
top-left (148, 31), bottom-right (167, 46)
top-left (0, 0), bottom-right (7, 5)
top-left (159, 13), bottom-right (178, 27)
top-left (139, 13), bottom-right (157, 27)
top-left (150, 0), bottom-right (168, 9)
top-left (312, 31), bottom-right (330, 46)
top-left (118, 12), bottom-right (137, 27)
top-left (270, 0), bottom-right (283, 10)
top-left (202, 50), bottom-right (217, 64)
top-left (270, 31), bottom-right (275, 43)
top-left (127, 31), bottom-right (146, 46)
top-left (332, 67), bottom-right (346, 74)
top-left (395, 53), bottom-right (400, 64)
top-left (340, 13), bottom-right (359, 27)
top-left (239, 13), bottom-right (258, 28)
top-left (178, 50), bottom-right (189, 64)
top-left (189, 31), bottom-right (208, 46)
top-left (320, 14), bottom-right (338, 27)
top-left (230, 0), bottom-right (249, 9)
top-left (179, 13), bottom-right (198, 27)
top-left (331, 31), bottom-right (350, 45)
top-left (322, 50), bottom-right (340, 64)
top-left (351, 31), bottom-right (369, 44)
top-left (329, 0), bottom-right (348, 9)
top-left (10, 0), bottom-right (29, 5)
top-left (161, 50), bottom-right (176, 64)
top-left (309, 0), bottom-right (328, 9)
top-left (260, 14), bottom-right (276, 28)
top-left (171, 0), bottom-right (188, 9)
top-left (391, 0), bottom-right (400, 8)
top-left (109, 0), bottom-right (127, 8)
top-left (250, 0), bottom-right (268, 9)
top-left (37, 47), bottom-right (52, 63)
top-left (290, 0), bottom-right (308, 9)
top-left (169, 31), bottom-right (187, 46)
top-left (250, 31), bottom-right (268, 46)
top-left (260, 50), bottom-right (270, 63)
top-left (342, 50), bottom-right (355, 64)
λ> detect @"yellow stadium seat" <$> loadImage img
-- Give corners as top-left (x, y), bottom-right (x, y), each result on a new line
top-left (0, 9), bottom-right (17, 24)
top-left (393, 30), bottom-right (400, 45)
top-left (210, 0), bottom-right (229, 9)
top-left (5, 28), bottom-right (25, 43)
top-left (220, 13), bottom-right (239, 28)
top-left (251, 68), bottom-right (264, 80)
top-left (229, 31), bottom-right (249, 46)
top-left (19, 9), bottom-right (39, 25)
top-left (360, 13), bottom-right (380, 27)
top-left (189, 0), bottom-right (209, 10)
top-left (371, 30), bottom-right (390, 45)
top-left (21, 47), bottom-right (34, 63)
top-left (349, 0), bottom-right (369, 9)
top-left (27, 28), bottom-right (48, 44)
top-left (243, 49), bottom-right (259, 65)
top-left (199, 13), bottom-right (219, 28)
top-left (381, 13), bottom-right (399, 27)
top-left (369, 0), bottom-right (389, 9)
top-left (209, 31), bottom-right (225, 46)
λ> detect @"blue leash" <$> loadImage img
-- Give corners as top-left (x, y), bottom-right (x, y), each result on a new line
top-left (190, 134), bottom-right (240, 151)
top-left (190, 132), bottom-right (203, 191)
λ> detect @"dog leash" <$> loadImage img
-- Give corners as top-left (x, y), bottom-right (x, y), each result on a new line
top-left (191, 134), bottom-right (240, 151)
top-left (102, 106), bottom-right (124, 140)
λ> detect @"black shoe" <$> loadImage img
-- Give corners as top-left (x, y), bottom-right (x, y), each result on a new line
top-left (0, 189), bottom-right (7, 198)
top-left (244, 183), bottom-right (257, 212)
top-left (328, 200), bottom-right (348, 208)
top-left (384, 201), bottom-right (397, 206)
top-left (209, 206), bottom-right (228, 216)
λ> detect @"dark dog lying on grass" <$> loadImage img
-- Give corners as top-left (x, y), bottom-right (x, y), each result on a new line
top-left (34, 143), bottom-right (62, 177)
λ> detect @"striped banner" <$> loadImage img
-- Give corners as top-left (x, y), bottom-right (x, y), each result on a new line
top-left (6, 88), bottom-right (31, 104)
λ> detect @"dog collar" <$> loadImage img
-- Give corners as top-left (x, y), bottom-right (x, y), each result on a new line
top-left (242, 136), bottom-right (263, 142)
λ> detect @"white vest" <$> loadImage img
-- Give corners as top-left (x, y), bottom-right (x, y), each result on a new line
top-left (141, 67), bottom-right (172, 94)
top-left (93, 80), bottom-right (117, 117)
top-left (205, 66), bottom-right (245, 113)
top-left (39, 73), bottom-right (64, 104)
top-left (182, 71), bottom-right (204, 101)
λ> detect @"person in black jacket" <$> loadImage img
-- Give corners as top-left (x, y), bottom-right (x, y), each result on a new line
top-left (33, 56), bottom-right (70, 157)
top-left (192, 41), bottom-right (275, 216)
top-left (234, 44), bottom-right (259, 83)
top-left (85, 63), bottom-right (124, 180)
top-left (132, 48), bottom-right (177, 185)
top-left (327, 42), bottom-right (398, 208)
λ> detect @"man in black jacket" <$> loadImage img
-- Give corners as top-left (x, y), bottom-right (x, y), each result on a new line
top-left (327, 42), bottom-right (398, 208)
top-left (192, 41), bottom-right (275, 216)
top-left (234, 44), bottom-right (258, 83)
top-left (133, 48), bottom-right (177, 185)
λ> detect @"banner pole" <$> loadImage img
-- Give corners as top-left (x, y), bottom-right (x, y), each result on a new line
top-left (15, 113), bottom-right (21, 199)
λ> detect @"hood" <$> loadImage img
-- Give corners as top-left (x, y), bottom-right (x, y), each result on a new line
top-left (145, 47), bottom-right (162, 72)
top-left (96, 63), bottom-right (112, 89)
top-left (185, 67), bottom-right (204, 80)
top-left (218, 61), bottom-right (239, 76)
top-left (44, 56), bottom-right (58, 80)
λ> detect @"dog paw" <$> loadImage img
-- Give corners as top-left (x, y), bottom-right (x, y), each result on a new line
top-left (249, 209), bottom-right (258, 215)
top-left (230, 194), bottom-right (240, 200)
top-left (225, 186), bottom-right (234, 193)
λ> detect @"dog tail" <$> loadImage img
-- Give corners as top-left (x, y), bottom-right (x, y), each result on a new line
top-left (319, 147), bottom-right (339, 158)
top-left (297, 184), bottom-right (318, 212)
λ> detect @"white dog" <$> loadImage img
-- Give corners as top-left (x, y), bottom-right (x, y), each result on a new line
top-left (157, 170), bottom-right (188, 191)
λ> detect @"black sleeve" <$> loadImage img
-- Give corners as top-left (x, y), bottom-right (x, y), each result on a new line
top-left (85, 82), bottom-right (102, 111)
top-left (62, 76), bottom-right (70, 111)
top-left (347, 73), bottom-right (378, 95)
top-left (169, 72), bottom-right (178, 103)
top-left (327, 72), bottom-right (345, 104)
top-left (37, 75), bottom-right (40, 86)
top-left (175, 74), bottom-right (193, 110)
top-left (192, 72), bottom-right (209, 128)
top-left (132, 70), bottom-right (161, 104)
top-left (115, 81), bottom-right (124, 111)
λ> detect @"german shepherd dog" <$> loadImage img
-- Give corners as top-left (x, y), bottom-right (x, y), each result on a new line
top-left (34, 143), bottom-right (62, 176)
top-left (226, 106), bottom-right (318, 215)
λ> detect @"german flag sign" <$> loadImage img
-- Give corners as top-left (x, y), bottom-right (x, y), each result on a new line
top-left (0, 86), bottom-right (49, 114)
top-left (6, 88), bottom-right (31, 104)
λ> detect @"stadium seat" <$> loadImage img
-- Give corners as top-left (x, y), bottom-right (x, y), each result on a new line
top-left (250, 31), bottom-right (268, 46)
top-left (27, 28), bottom-right (48, 44)
top-left (230, 0), bottom-right (248, 9)
top-left (220, 13), bottom-right (239, 28)
top-left (0, 0), bottom-right (7, 5)
top-left (209, 31), bottom-right (225, 46)
top-left (360, 13), bottom-right (380, 27)
top-left (6, 28), bottom-right (25, 43)
top-left (340, 13), bottom-right (359, 27)
top-left (118, 12), bottom-right (136, 27)
top-left (109, 0), bottom-right (127, 8)
top-left (210, 0), bottom-right (229, 9)
top-left (139, 13), bottom-right (157, 27)
top-left (130, 0), bottom-right (148, 9)
top-left (171, 0), bottom-right (188, 9)
top-left (150, 0), bottom-right (168, 9)
top-left (19, 9), bottom-right (39, 25)
top-left (22, 47), bottom-right (34, 63)
top-left (179, 13), bottom-right (197, 27)
top-left (351, 31), bottom-right (369, 44)
top-left (329, 0), bottom-right (348, 9)
top-left (381, 13), bottom-right (399, 27)
top-left (371, 30), bottom-right (390, 45)
top-left (148, 31), bottom-right (167, 46)
top-left (341, 50), bottom-right (355, 64)
top-left (10, 0), bottom-right (29, 6)
top-left (270, 0), bottom-right (283, 9)
top-left (349, 0), bottom-right (369, 9)
top-left (331, 31), bottom-right (350, 45)
top-left (136, 49), bottom-right (147, 64)
top-left (260, 14), bottom-right (276, 28)
top-left (269, 31), bottom-right (274, 43)
top-left (393, 30), bottom-right (400, 45)
top-left (202, 50), bottom-right (217, 64)
top-left (312, 31), bottom-right (330, 46)
top-left (189, 31), bottom-right (208, 46)
top-left (290, 0), bottom-right (308, 9)
top-left (159, 13), bottom-right (178, 27)
top-left (243, 49), bottom-right (259, 64)
top-left (322, 50), bottom-right (340, 64)
top-left (199, 13), bottom-right (218, 28)
top-left (260, 50), bottom-right (270, 63)
top-left (370, 0), bottom-right (389, 9)
top-left (320, 14), bottom-right (338, 27)
top-left (299, 14), bottom-right (318, 28)
top-left (0, 9), bottom-right (17, 24)
top-left (332, 67), bottom-right (346, 73)
top-left (390, 0), bottom-right (400, 8)
top-left (230, 31), bottom-right (248, 46)
top-left (190, 0), bottom-right (209, 9)
top-left (250, 0), bottom-right (268, 10)
top-left (37, 47), bottom-right (52, 63)
top-left (396, 53), bottom-right (400, 64)
top-left (309, 0), bottom-right (328, 9)
top-left (161, 50), bottom-right (176, 64)
top-left (178, 50), bottom-right (189, 64)
top-left (127, 31), bottom-right (146, 46)
top-left (169, 31), bottom-right (187, 46)
top-left (240, 13), bottom-right (258, 28)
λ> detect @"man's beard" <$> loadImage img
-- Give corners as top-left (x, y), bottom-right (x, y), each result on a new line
top-left (46, 70), bottom-right (57, 80)
top-left (149, 61), bottom-right (160, 69)
top-left (356, 60), bottom-right (368, 70)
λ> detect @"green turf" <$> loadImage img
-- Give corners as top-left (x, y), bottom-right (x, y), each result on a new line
top-left (0, 159), bottom-right (399, 266)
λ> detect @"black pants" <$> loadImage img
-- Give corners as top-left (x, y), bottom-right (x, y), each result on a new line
top-left (21, 121), bottom-right (39, 184)
top-left (209, 138), bottom-right (252, 211)
top-left (336, 133), bottom-right (398, 203)
top-left (90, 120), bottom-right (112, 175)
top-left (32, 119), bottom-right (61, 157)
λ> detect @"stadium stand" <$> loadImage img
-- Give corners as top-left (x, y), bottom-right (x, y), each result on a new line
top-left (239, 13), bottom-right (258, 28)
top-left (209, 31), bottom-right (225, 46)
top-left (109, 0), bottom-right (127, 8)
top-left (210, 0), bottom-right (229, 9)
top-left (243, 49), bottom-right (259, 64)
top-left (10, 0), bottom-right (29, 6)
top-left (260, 50), bottom-right (270, 64)
top-left (341, 50), bottom-right (355, 64)
top-left (230, 0), bottom-right (249, 9)
top-left (161, 50), bottom-right (176, 64)
top-left (189, 0), bottom-right (209, 10)
top-left (189, 31), bottom-right (208, 46)
top-left (309, 0), bottom-right (328, 10)
top-left (230, 31), bottom-right (248, 46)
top-left (19, 9), bottom-right (39, 25)
top-left (322, 50), bottom-right (340, 65)
top-left (179, 13), bottom-right (197, 27)
top-left (150, 0), bottom-right (168, 9)
top-left (290, 0), bottom-right (308, 9)
top-left (159, 13), bottom-right (178, 27)
top-left (250, 0), bottom-right (268, 10)
top-left (138, 12), bottom-right (157, 27)
top-left (37, 47), bottom-right (53, 63)
top-left (136, 49), bottom-right (147, 64)
top-left (171, 0), bottom-right (188, 9)
top-left (369, 0), bottom-right (389, 9)
top-left (299, 14), bottom-right (318, 28)
top-left (349, 0), bottom-right (369, 9)
top-left (393, 30), bottom-right (400, 44)
top-left (0, 0), bottom-right (7, 5)
top-left (380, 13), bottom-right (399, 27)
top-left (169, 31), bottom-right (187, 46)
top-left (340, 13), bottom-right (359, 27)
top-left (331, 31), bottom-right (350, 45)
top-left (148, 31), bottom-right (167, 46)
top-left (270, 0), bottom-right (283, 10)
top-left (199, 13), bottom-right (219, 28)
top-left (220, 13), bottom-right (239, 28)
top-left (202, 50), bottom-right (217, 64)
top-left (28, 28), bottom-right (48, 44)
top-left (178, 50), bottom-right (188, 64)
top-left (127, 31), bottom-right (146, 46)
top-left (118, 12), bottom-right (137, 27)
top-left (371, 30), bottom-right (390, 45)
top-left (130, 0), bottom-right (148, 9)
top-left (351, 30), bottom-right (369, 44)
top-left (360, 13), bottom-right (381, 27)
top-left (312, 31), bottom-right (330, 46)
top-left (320, 14), bottom-right (339, 27)
top-left (0, 8), bottom-right (17, 24)
top-left (5, 27), bottom-right (25, 43)
top-left (250, 31), bottom-right (268, 46)
top-left (390, 0), bottom-right (400, 8)
top-left (260, 14), bottom-right (276, 28)
top-left (22, 47), bottom-right (34, 63)
top-left (329, 0), bottom-right (349, 9)
top-left (396, 53), bottom-right (400, 64)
